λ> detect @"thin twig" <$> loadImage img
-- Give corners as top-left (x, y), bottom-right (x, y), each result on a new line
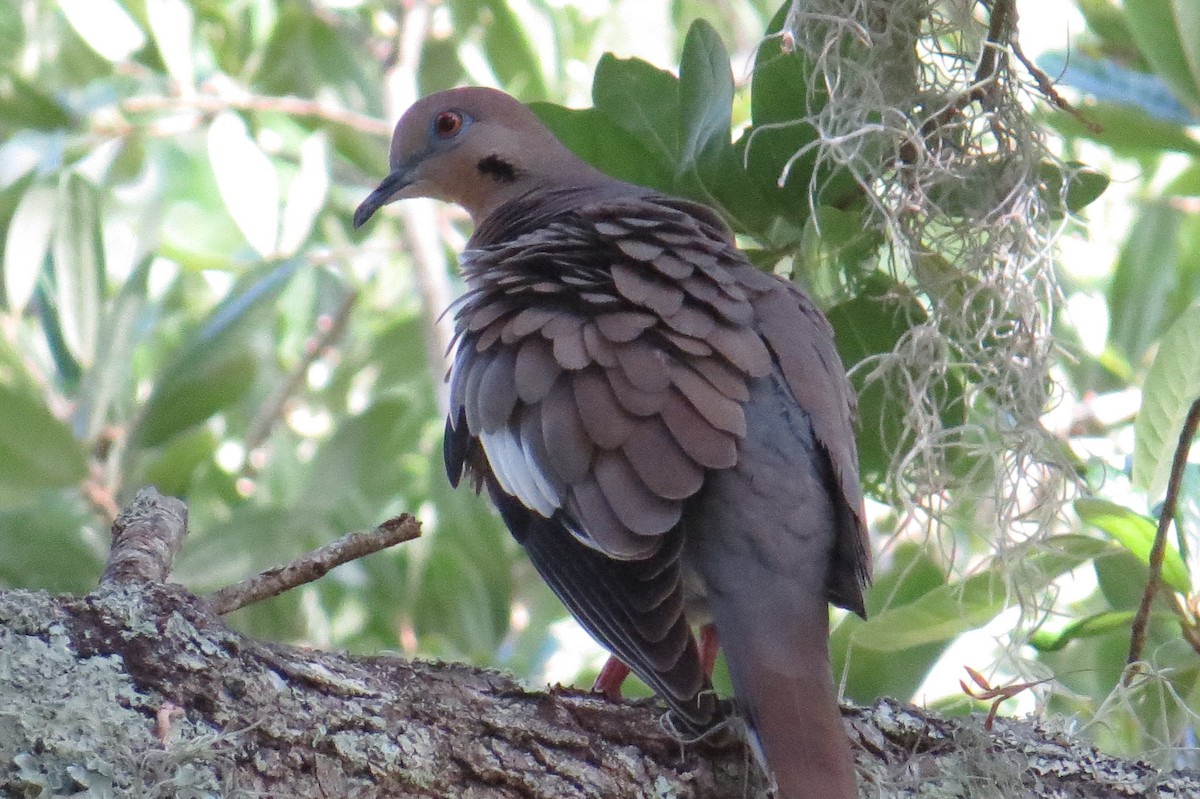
top-left (121, 93), bottom-right (391, 137)
top-left (241, 289), bottom-right (359, 472)
top-left (903, 0), bottom-right (1099, 165)
top-left (973, 0), bottom-right (1014, 104)
top-left (83, 460), bottom-right (122, 526)
top-left (205, 515), bottom-right (421, 615)
top-left (1125, 398), bottom-right (1200, 682)
top-left (1009, 36), bottom-right (1102, 135)
top-left (1169, 593), bottom-right (1200, 657)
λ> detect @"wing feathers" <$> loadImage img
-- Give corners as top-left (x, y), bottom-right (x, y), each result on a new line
top-left (550, 322), bottom-right (590, 369)
top-left (573, 369), bottom-right (635, 448)
top-left (623, 418), bottom-right (704, 499)
top-left (662, 391), bottom-right (739, 470)
top-left (670, 363), bottom-right (746, 436)
top-left (540, 380), bottom-right (593, 483)
top-left (568, 475), bottom-right (654, 557)
top-left (593, 451), bottom-right (680, 536)
top-left (615, 341), bottom-right (672, 393)
top-left (581, 322), bottom-right (618, 366)
top-left (607, 365), bottom-right (667, 416)
top-left (453, 197), bottom-right (809, 550)
top-left (514, 335), bottom-right (559, 403)
top-left (595, 310), bottom-right (656, 342)
top-left (477, 348), bottom-right (518, 432)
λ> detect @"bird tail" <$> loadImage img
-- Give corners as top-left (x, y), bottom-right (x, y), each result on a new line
top-left (684, 369), bottom-right (860, 799)
top-left (721, 601), bottom-right (857, 799)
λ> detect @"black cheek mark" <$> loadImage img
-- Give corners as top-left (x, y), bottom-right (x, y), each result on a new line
top-left (477, 154), bottom-right (518, 182)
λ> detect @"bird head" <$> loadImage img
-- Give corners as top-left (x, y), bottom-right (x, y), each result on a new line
top-left (353, 86), bottom-right (604, 228)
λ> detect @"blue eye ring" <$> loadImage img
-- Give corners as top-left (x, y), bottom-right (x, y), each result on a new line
top-left (433, 110), bottom-right (465, 138)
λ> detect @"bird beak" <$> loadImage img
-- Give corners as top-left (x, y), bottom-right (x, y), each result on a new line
top-left (353, 167), bottom-right (415, 229)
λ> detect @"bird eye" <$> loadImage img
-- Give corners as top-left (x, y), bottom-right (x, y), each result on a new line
top-left (433, 111), bottom-right (464, 138)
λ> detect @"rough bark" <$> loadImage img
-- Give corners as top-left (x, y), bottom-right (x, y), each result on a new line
top-left (1, 490), bottom-right (1197, 798)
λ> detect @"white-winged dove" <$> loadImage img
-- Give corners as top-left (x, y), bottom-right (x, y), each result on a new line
top-left (355, 86), bottom-right (871, 799)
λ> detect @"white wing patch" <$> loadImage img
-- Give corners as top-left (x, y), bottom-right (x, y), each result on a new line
top-left (480, 425), bottom-right (562, 517)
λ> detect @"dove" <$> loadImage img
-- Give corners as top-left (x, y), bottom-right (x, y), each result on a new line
top-left (354, 86), bottom-right (870, 799)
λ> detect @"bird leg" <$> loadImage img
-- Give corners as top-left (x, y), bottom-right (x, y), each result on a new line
top-left (698, 623), bottom-right (720, 676)
top-left (594, 624), bottom-right (722, 702)
top-left (592, 656), bottom-right (632, 701)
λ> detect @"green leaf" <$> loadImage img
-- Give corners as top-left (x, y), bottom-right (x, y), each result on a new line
top-left (677, 20), bottom-right (733, 175)
top-left (1175, 0), bottom-right (1200, 102)
top-left (741, 2), bottom-right (819, 207)
top-left (1030, 610), bottom-right (1138, 652)
top-left (851, 535), bottom-right (1110, 651)
top-left (1125, 0), bottom-right (1200, 111)
top-left (1045, 103), bottom-right (1200, 157)
top-left (591, 54), bottom-right (680, 169)
top-left (0, 0), bottom-right (25, 67)
top-left (418, 463), bottom-right (515, 660)
top-left (750, 1), bottom-right (812, 126)
top-left (146, 0), bottom-right (196, 89)
top-left (252, 6), bottom-right (377, 115)
top-left (1075, 0), bottom-right (1141, 60)
top-left (738, 0), bottom-right (860, 214)
top-left (800, 204), bottom-right (885, 283)
top-left (0, 335), bottom-right (40, 397)
top-left (74, 257), bottom-right (151, 444)
top-left (133, 260), bottom-right (301, 447)
top-left (826, 275), bottom-right (964, 493)
top-left (1165, 162), bottom-right (1200, 196)
top-left (58, 0), bottom-right (146, 62)
top-left (1096, 550), bottom-right (1158, 610)
top-left (51, 173), bottom-right (105, 368)
top-left (415, 541), bottom-right (506, 660)
top-left (832, 543), bottom-right (951, 703)
top-left (207, 111), bottom-right (280, 258)
top-left (1107, 203), bottom-right (1182, 368)
top-left (141, 427), bottom-right (218, 498)
top-left (34, 278), bottom-right (81, 385)
top-left (417, 38), bottom-right (465, 97)
top-left (278, 131), bottom-right (329, 256)
top-left (3, 181), bottom-right (56, 314)
top-left (1039, 161), bottom-right (1110, 216)
top-left (368, 315), bottom-right (431, 387)
top-left (0, 76), bottom-right (74, 131)
top-left (477, 0), bottom-right (549, 101)
top-left (135, 350), bottom-right (257, 449)
top-left (299, 395), bottom-right (424, 518)
top-left (1134, 304), bottom-right (1200, 500)
top-left (1076, 498), bottom-right (1190, 594)
top-left (532, 104), bottom-right (674, 191)
top-left (0, 383), bottom-right (87, 492)
top-left (0, 499), bottom-right (101, 591)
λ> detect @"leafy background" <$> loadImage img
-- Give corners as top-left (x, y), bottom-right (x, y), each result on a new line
top-left (1, 0), bottom-right (1199, 767)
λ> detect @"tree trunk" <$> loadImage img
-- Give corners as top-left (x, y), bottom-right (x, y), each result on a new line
top-left (1, 490), bottom-right (1196, 798)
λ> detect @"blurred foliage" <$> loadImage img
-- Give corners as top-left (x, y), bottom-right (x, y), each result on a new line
top-left (0, 0), bottom-right (1199, 767)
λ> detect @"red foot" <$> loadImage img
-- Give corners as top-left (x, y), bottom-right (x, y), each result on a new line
top-left (699, 624), bottom-right (720, 676)
top-left (593, 656), bottom-right (632, 701)
top-left (593, 626), bottom-right (723, 702)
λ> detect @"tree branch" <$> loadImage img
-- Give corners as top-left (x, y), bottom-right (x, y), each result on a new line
top-left (1126, 397), bottom-right (1200, 678)
top-left (100, 486), bottom-right (188, 585)
top-left (4, 491), bottom-right (1199, 797)
top-left (205, 514), bottom-right (422, 615)
top-left (120, 93), bottom-right (392, 136)
top-left (3, 578), bottom-right (1197, 798)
